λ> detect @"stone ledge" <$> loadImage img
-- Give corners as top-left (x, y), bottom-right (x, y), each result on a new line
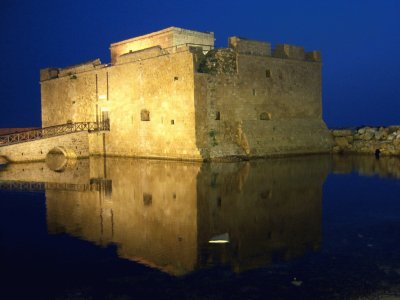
top-left (0, 156), bottom-right (8, 165)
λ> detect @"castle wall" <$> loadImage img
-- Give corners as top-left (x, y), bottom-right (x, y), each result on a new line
top-left (98, 48), bottom-right (202, 159)
top-left (194, 46), bottom-right (332, 159)
top-left (41, 63), bottom-right (101, 127)
top-left (41, 47), bottom-right (204, 160)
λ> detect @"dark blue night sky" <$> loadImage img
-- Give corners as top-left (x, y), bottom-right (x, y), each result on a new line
top-left (0, 0), bottom-right (399, 128)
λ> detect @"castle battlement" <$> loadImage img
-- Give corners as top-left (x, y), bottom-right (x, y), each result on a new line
top-left (41, 27), bottom-right (320, 82)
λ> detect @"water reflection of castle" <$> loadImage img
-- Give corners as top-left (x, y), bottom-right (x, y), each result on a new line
top-left (1, 156), bottom-right (332, 275)
top-left (2, 155), bottom-right (399, 275)
top-left (43, 156), bottom-right (329, 276)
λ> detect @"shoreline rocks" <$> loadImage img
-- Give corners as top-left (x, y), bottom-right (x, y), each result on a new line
top-left (331, 126), bottom-right (400, 155)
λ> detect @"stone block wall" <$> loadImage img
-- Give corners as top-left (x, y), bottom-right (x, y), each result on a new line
top-left (115, 46), bottom-right (162, 65)
top-left (274, 44), bottom-right (305, 60)
top-left (229, 37), bottom-right (271, 56)
top-left (101, 49), bottom-right (202, 160)
top-left (194, 51), bottom-right (332, 159)
top-left (41, 67), bottom-right (100, 127)
top-left (331, 126), bottom-right (400, 155)
top-left (0, 131), bottom-right (90, 162)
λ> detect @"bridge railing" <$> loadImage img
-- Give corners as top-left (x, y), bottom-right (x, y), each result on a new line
top-left (0, 180), bottom-right (103, 192)
top-left (0, 120), bottom-right (110, 147)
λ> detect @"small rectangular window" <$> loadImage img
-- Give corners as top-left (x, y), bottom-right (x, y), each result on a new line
top-left (141, 109), bottom-right (150, 121)
top-left (265, 69), bottom-right (271, 78)
top-left (143, 193), bottom-right (152, 206)
top-left (171, 120), bottom-right (175, 125)
top-left (252, 89), bottom-right (256, 96)
top-left (260, 112), bottom-right (271, 120)
top-left (215, 111), bottom-right (220, 120)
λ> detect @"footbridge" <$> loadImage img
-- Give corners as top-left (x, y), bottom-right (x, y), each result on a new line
top-left (0, 121), bottom-right (109, 163)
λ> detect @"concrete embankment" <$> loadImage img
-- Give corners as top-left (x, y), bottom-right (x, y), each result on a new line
top-left (331, 126), bottom-right (400, 155)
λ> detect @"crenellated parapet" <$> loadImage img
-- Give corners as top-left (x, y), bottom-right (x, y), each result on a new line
top-left (40, 59), bottom-right (106, 81)
top-left (228, 36), bottom-right (321, 62)
top-left (229, 37), bottom-right (272, 56)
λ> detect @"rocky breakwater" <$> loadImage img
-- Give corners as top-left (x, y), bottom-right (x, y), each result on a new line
top-left (332, 126), bottom-right (400, 155)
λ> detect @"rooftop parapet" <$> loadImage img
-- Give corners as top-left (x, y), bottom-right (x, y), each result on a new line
top-left (109, 27), bottom-right (214, 64)
top-left (40, 68), bottom-right (59, 81)
top-left (229, 37), bottom-right (271, 56)
top-left (305, 51), bottom-right (322, 62)
top-left (58, 59), bottom-right (102, 77)
top-left (40, 59), bottom-right (103, 81)
top-left (115, 46), bottom-right (163, 65)
top-left (273, 44), bottom-right (321, 62)
top-left (273, 44), bottom-right (305, 60)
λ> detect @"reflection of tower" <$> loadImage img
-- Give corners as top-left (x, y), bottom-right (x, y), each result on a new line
top-left (45, 156), bottom-right (330, 276)
top-left (196, 156), bottom-right (328, 273)
top-left (46, 158), bottom-right (201, 276)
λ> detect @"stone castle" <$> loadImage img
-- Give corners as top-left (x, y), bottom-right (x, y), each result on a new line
top-left (1, 27), bottom-right (333, 162)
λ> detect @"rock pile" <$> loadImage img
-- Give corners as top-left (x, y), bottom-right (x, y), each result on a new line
top-left (331, 126), bottom-right (400, 155)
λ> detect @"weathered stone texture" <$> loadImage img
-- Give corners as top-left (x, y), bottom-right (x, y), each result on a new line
top-left (331, 126), bottom-right (400, 155)
top-left (0, 156), bottom-right (7, 165)
top-left (110, 27), bottom-right (214, 64)
top-left (229, 37), bottom-right (271, 56)
top-left (274, 44), bottom-right (305, 60)
top-left (115, 46), bottom-right (163, 65)
top-left (0, 131), bottom-right (90, 162)
top-left (197, 49), bottom-right (237, 75)
top-left (195, 52), bottom-right (332, 159)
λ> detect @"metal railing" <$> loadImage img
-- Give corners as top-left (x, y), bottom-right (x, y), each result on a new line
top-left (0, 180), bottom-right (101, 192)
top-left (0, 120), bottom-right (110, 147)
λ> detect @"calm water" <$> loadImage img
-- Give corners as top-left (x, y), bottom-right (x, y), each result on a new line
top-left (0, 155), bottom-right (399, 299)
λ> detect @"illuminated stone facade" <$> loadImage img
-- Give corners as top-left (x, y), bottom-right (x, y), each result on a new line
top-left (40, 27), bottom-right (332, 161)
